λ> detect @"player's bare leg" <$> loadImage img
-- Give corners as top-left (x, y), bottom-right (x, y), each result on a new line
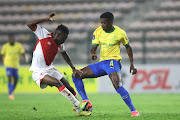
top-left (72, 66), bottom-right (95, 112)
top-left (109, 72), bottom-right (140, 116)
top-left (42, 75), bottom-right (91, 116)
top-left (60, 77), bottom-right (78, 100)
top-left (73, 66), bottom-right (96, 79)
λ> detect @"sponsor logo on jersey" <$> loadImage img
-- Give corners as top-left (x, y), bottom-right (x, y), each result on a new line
top-left (47, 42), bottom-right (51, 45)
top-left (92, 35), bottom-right (95, 40)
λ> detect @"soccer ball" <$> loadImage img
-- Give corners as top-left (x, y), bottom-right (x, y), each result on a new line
top-left (85, 106), bottom-right (93, 112)
top-left (82, 100), bottom-right (93, 112)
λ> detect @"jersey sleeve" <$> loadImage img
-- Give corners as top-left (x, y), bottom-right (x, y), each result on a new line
top-left (33, 25), bottom-right (50, 40)
top-left (59, 44), bottom-right (65, 52)
top-left (92, 30), bottom-right (100, 46)
top-left (19, 43), bottom-right (25, 54)
top-left (1, 45), bottom-right (6, 55)
top-left (121, 31), bottom-right (129, 46)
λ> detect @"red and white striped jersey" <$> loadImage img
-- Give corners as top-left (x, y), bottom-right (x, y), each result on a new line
top-left (29, 25), bottom-right (65, 72)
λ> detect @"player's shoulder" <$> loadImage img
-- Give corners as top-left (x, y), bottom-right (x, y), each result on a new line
top-left (3, 42), bottom-right (9, 47)
top-left (14, 42), bottom-right (23, 47)
top-left (114, 25), bottom-right (126, 33)
top-left (15, 42), bottom-right (22, 45)
top-left (93, 26), bottom-right (103, 33)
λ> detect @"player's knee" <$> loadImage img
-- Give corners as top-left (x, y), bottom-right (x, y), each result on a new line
top-left (111, 78), bottom-right (122, 89)
top-left (72, 73), bottom-right (76, 78)
top-left (72, 72), bottom-right (82, 79)
top-left (114, 84), bottom-right (120, 89)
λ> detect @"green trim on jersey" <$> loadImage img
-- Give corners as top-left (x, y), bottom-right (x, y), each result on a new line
top-left (92, 43), bottom-right (99, 46)
top-left (105, 27), bottom-right (115, 33)
top-left (124, 41), bottom-right (129, 47)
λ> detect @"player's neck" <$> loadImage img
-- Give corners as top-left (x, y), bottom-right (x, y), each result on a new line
top-left (105, 26), bottom-right (114, 33)
top-left (9, 42), bottom-right (15, 46)
top-left (52, 33), bottom-right (58, 45)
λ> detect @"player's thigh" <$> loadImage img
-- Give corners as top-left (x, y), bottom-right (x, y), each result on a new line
top-left (43, 68), bottom-right (64, 86)
top-left (80, 62), bottom-right (107, 78)
top-left (42, 74), bottom-right (62, 86)
top-left (51, 68), bottom-right (74, 92)
top-left (79, 66), bottom-right (97, 78)
top-left (103, 59), bottom-right (121, 75)
top-left (32, 69), bottom-right (62, 89)
top-left (51, 68), bottom-right (64, 82)
top-left (12, 68), bottom-right (19, 80)
top-left (6, 67), bottom-right (13, 77)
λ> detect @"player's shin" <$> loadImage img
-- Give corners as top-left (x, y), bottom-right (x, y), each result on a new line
top-left (72, 78), bottom-right (88, 100)
top-left (73, 91), bottom-right (79, 100)
top-left (8, 83), bottom-right (13, 95)
top-left (58, 85), bottom-right (81, 113)
top-left (116, 86), bottom-right (136, 112)
top-left (12, 84), bottom-right (16, 93)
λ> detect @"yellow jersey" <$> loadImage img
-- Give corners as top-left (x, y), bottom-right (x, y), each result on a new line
top-left (1, 42), bottom-right (25, 68)
top-left (92, 25), bottom-right (129, 61)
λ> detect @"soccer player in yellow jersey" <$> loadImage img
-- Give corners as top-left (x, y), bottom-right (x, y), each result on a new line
top-left (0, 34), bottom-right (26, 100)
top-left (72, 12), bottom-right (140, 116)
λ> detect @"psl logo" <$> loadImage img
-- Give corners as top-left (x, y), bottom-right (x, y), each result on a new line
top-left (130, 69), bottom-right (172, 89)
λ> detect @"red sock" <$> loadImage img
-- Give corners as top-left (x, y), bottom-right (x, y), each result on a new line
top-left (58, 85), bottom-right (65, 92)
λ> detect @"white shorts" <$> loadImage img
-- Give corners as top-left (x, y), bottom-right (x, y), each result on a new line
top-left (32, 67), bottom-right (64, 89)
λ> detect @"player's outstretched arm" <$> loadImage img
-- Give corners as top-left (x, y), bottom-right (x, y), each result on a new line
top-left (60, 51), bottom-right (77, 71)
top-left (26, 12), bottom-right (55, 31)
top-left (125, 44), bottom-right (137, 75)
top-left (91, 45), bottom-right (98, 60)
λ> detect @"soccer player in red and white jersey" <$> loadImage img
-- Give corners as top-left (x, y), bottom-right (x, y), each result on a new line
top-left (26, 12), bottom-right (91, 116)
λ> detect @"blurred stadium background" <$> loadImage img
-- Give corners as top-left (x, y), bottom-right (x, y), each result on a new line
top-left (0, 0), bottom-right (180, 65)
top-left (0, 0), bottom-right (180, 119)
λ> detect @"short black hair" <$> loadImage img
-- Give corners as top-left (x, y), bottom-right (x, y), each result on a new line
top-left (56, 24), bottom-right (69, 34)
top-left (100, 12), bottom-right (114, 21)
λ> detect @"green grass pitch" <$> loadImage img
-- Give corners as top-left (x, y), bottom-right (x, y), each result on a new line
top-left (0, 93), bottom-right (180, 120)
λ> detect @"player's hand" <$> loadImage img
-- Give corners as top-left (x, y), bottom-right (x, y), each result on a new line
top-left (48, 12), bottom-right (55, 21)
top-left (130, 63), bottom-right (137, 75)
top-left (91, 53), bottom-right (97, 60)
top-left (72, 69), bottom-right (83, 78)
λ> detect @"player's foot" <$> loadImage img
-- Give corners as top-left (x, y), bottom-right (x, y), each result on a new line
top-left (131, 111), bottom-right (140, 117)
top-left (82, 100), bottom-right (93, 112)
top-left (9, 94), bottom-right (14, 100)
top-left (73, 100), bottom-right (93, 112)
top-left (73, 107), bottom-right (76, 111)
top-left (79, 102), bottom-right (88, 111)
top-left (76, 111), bottom-right (92, 117)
